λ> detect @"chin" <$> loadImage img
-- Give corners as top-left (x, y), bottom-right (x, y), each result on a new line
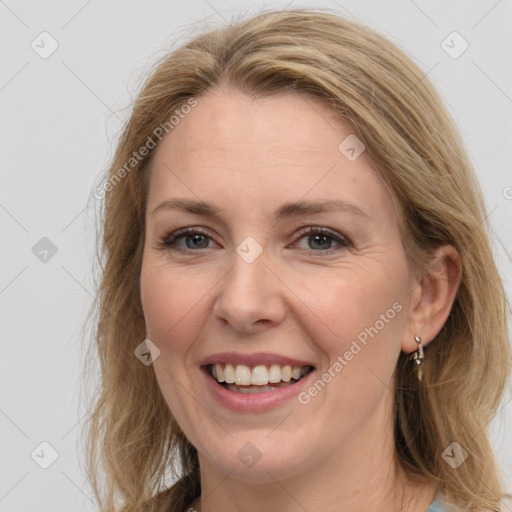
top-left (198, 434), bottom-right (311, 484)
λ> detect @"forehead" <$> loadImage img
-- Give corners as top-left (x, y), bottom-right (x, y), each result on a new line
top-left (156, 87), bottom-right (348, 162)
top-left (147, 87), bottom-right (393, 223)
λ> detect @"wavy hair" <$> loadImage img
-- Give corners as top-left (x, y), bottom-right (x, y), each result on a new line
top-left (82, 8), bottom-right (511, 512)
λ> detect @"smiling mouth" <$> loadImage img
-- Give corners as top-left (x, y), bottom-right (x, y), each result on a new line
top-left (206, 363), bottom-right (314, 394)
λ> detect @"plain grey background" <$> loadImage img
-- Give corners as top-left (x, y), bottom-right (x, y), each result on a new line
top-left (1, 1), bottom-right (511, 510)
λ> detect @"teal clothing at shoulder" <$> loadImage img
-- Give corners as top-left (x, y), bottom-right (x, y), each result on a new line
top-left (426, 493), bottom-right (447, 512)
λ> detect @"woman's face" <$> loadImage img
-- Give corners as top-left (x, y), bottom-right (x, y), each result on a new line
top-left (140, 87), bottom-right (419, 482)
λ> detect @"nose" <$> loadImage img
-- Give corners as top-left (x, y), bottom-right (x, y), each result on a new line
top-left (212, 248), bottom-right (286, 335)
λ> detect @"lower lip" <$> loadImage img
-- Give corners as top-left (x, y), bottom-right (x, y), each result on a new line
top-left (202, 367), bottom-right (314, 412)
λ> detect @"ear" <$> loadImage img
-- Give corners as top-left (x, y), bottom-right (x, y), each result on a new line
top-left (402, 245), bottom-right (462, 354)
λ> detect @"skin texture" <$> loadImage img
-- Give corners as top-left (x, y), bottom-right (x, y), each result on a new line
top-left (140, 86), bottom-right (461, 512)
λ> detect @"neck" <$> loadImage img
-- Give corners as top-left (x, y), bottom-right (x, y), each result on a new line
top-left (189, 408), bottom-right (438, 512)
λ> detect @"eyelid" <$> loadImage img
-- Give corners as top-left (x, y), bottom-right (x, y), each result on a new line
top-left (290, 226), bottom-right (350, 252)
top-left (159, 225), bottom-right (350, 253)
top-left (161, 226), bottom-right (217, 249)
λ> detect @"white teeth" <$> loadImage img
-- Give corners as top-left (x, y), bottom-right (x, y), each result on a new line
top-left (268, 364), bottom-right (281, 383)
top-left (251, 365), bottom-right (269, 385)
top-left (210, 363), bottom-right (311, 386)
top-left (235, 365), bottom-right (251, 385)
top-left (224, 363), bottom-right (235, 384)
top-left (226, 383), bottom-right (285, 393)
top-left (281, 365), bottom-right (292, 382)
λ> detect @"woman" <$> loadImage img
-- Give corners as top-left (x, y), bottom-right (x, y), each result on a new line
top-left (84, 8), bottom-right (511, 512)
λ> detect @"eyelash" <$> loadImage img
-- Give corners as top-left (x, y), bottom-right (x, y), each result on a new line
top-left (159, 226), bottom-right (350, 255)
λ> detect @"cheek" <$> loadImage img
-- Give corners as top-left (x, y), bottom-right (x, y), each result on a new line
top-left (140, 260), bottom-right (205, 352)
top-left (295, 271), bottom-right (407, 424)
top-left (295, 264), bottom-right (408, 368)
top-left (140, 262), bottom-right (209, 430)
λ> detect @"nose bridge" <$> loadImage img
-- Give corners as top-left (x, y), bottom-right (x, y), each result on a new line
top-left (213, 242), bottom-right (285, 332)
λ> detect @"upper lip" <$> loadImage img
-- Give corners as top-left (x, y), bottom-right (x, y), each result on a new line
top-left (201, 351), bottom-right (315, 368)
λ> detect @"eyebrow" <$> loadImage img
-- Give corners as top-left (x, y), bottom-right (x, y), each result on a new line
top-left (150, 198), bottom-right (369, 220)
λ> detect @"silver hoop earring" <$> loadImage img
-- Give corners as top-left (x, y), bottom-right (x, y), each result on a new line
top-left (410, 334), bottom-right (424, 382)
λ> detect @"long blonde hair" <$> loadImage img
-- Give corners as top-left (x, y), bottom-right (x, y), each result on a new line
top-left (83, 8), bottom-right (512, 512)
